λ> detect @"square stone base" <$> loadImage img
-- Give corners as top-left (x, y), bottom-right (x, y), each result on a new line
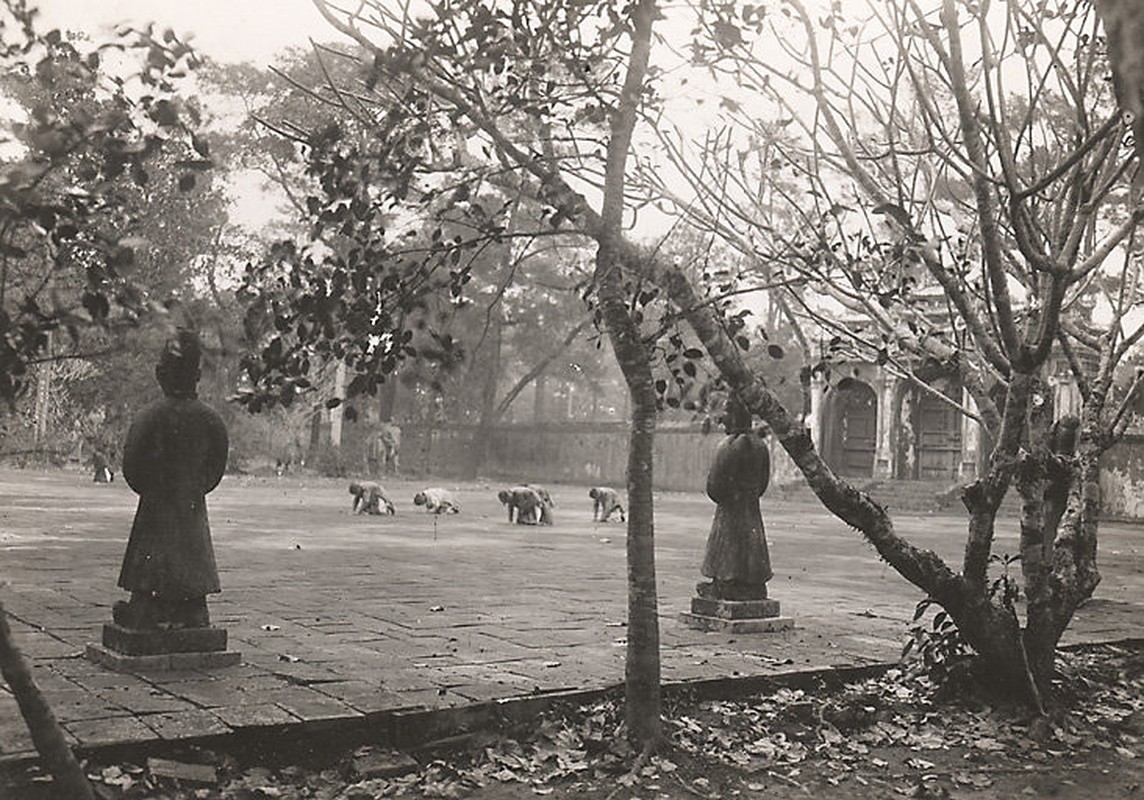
top-left (101, 623), bottom-right (228, 656)
top-left (86, 643), bottom-right (242, 672)
top-left (679, 613), bottom-right (794, 633)
top-left (690, 597), bottom-right (781, 620)
top-left (87, 623), bottom-right (240, 672)
top-left (681, 596), bottom-right (793, 633)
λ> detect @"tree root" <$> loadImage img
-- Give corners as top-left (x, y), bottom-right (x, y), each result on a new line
top-left (1014, 617), bottom-right (1047, 717)
top-left (604, 743), bottom-right (654, 800)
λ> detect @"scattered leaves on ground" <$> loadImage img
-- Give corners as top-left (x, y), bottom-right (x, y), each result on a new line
top-left (4, 644), bottom-right (1144, 798)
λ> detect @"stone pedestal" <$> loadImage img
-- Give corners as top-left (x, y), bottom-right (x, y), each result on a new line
top-left (680, 596), bottom-right (794, 633)
top-left (86, 624), bottom-right (241, 672)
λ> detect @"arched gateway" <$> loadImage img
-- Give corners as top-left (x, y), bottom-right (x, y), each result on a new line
top-left (824, 378), bottom-right (878, 478)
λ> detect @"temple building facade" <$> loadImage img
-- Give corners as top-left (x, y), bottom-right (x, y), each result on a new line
top-left (804, 360), bottom-right (1084, 483)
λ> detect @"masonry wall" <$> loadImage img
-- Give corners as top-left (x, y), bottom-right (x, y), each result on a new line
top-left (402, 423), bottom-right (803, 492)
top-left (399, 423), bottom-right (1144, 519)
top-left (1099, 434), bottom-right (1144, 519)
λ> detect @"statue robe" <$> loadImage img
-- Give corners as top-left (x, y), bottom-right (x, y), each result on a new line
top-left (118, 395), bottom-right (228, 599)
top-left (701, 432), bottom-right (773, 588)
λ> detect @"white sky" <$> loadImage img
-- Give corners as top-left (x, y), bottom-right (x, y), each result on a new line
top-left (35, 0), bottom-right (332, 65)
top-left (30, 2), bottom-right (353, 236)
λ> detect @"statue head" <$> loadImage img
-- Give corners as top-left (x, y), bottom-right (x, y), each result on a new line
top-left (722, 392), bottom-right (752, 435)
top-left (155, 329), bottom-right (202, 398)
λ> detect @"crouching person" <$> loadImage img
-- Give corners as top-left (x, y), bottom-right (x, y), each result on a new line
top-left (413, 487), bottom-right (461, 514)
top-left (350, 481), bottom-right (396, 515)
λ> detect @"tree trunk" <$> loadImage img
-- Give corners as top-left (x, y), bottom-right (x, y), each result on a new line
top-left (467, 191), bottom-right (523, 479)
top-left (307, 406), bottom-right (323, 464)
top-left (469, 307), bottom-right (503, 479)
top-left (597, 244), bottom-right (662, 746)
top-left (1096, 0), bottom-right (1144, 190)
top-left (33, 332), bottom-right (52, 450)
top-left (377, 377), bottom-right (398, 423)
top-left (0, 599), bottom-right (94, 800)
top-left (594, 0), bottom-right (661, 747)
top-left (330, 361), bottom-right (347, 448)
top-left (621, 364), bottom-right (661, 746)
top-left (533, 373), bottom-right (548, 424)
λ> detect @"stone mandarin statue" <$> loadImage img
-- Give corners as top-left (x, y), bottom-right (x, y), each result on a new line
top-left (114, 329), bottom-right (229, 630)
top-left (697, 396), bottom-right (773, 601)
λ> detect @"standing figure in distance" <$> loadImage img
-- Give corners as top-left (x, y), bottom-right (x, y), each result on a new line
top-left (697, 395), bottom-right (772, 601)
top-left (589, 486), bottom-right (626, 522)
top-left (367, 422), bottom-right (402, 477)
top-left (92, 448), bottom-right (114, 483)
top-left (114, 330), bottom-right (229, 630)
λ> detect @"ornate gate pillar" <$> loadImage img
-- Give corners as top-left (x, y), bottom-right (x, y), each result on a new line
top-left (875, 370), bottom-right (896, 479)
top-left (960, 388), bottom-right (980, 481)
top-left (808, 373), bottom-right (826, 452)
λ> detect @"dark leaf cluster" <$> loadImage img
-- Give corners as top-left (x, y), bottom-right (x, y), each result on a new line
top-left (0, 1), bottom-right (210, 409)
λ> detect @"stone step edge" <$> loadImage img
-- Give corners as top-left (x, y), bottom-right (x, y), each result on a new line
top-left (2, 635), bottom-right (1140, 768)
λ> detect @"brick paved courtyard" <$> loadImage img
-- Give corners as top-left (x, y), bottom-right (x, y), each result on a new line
top-left (1, 469), bottom-right (1141, 759)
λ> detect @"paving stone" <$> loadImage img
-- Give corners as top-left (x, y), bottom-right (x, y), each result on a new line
top-left (68, 672), bottom-right (144, 693)
top-left (449, 682), bottom-right (528, 702)
top-left (258, 660), bottom-right (341, 682)
top-left (0, 698), bottom-right (36, 755)
top-left (143, 709), bottom-right (231, 740)
top-left (25, 668), bottom-right (84, 692)
top-left (225, 674), bottom-right (294, 693)
top-left (265, 687), bottom-right (362, 723)
top-left (207, 663), bottom-right (276, 679)
top-left (49, 655), bottom-right (108, 678)
top-left (49, 690), bottom-right (132, 723)
top-left (430, 663), bottom-right (539, 688)
top-left (375, 671), bottom-right (442, 693)
top-left (65, 715), bottom-right (158, 747)
top-left (212, 703), bottom-right (300, 729)
top-left (98, 685), bottom-right (198, 714)
top-left (131, 668), bottom-right (213, 684)
top-left (169, 650), bottom-right (242, 670)
top-left (16, 633), bottom-right (83, 659)
top-left (381, 690), bottom-right (453, 715)
top-left (310, 681), bottom-right (406, 714)
top-left (169, 678), bottom-right (258, 708)
top-left (326, 631), bottom-right (395, 645)
top-left (452, 642), bottom-right (541, 664)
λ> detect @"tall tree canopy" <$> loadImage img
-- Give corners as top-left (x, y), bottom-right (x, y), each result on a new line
top-left (0, 1), bottom-right (213, 409)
